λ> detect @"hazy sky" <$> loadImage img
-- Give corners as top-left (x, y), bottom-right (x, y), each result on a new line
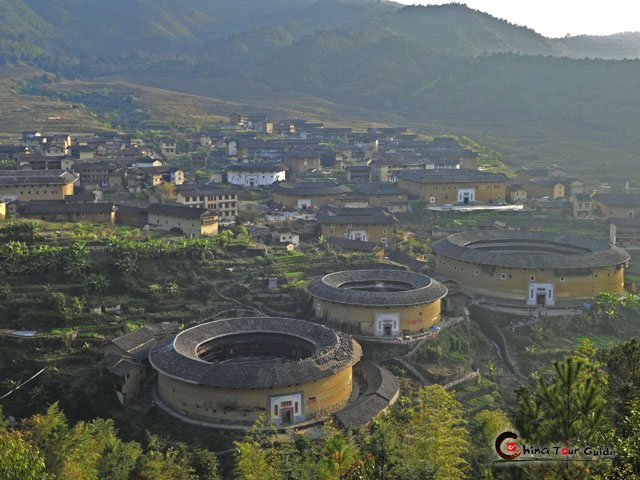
top-left (395, 1), bottom-right (640, 38)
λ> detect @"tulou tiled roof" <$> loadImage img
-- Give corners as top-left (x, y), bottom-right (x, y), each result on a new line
top-left (396, 169), bottom-right (507, 183)
top-left (226, 162), bottom-right (287, 172)
top-left (431, 231), bottom-right (630, 269)
top-left (0, 170), bottom-right (78, 185)
top-left (271, 182), bottom-right (352, 196)
top-left (306, 269), bottom-right (447, 306)
top-left (149, 317), bottom-right (361, 389)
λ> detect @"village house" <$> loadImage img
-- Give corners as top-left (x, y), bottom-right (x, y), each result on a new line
top-left (526, 199), bottom-right (573, 216)
top-left (0, 170), bottom-right (78, 201)
top-left (97, 322), bottom-right (181, 405)
top-left (226, 163), bottom-right (287, 187)
top-left (326, 237), bottom-right (384, 258)
top-left (609, 217), bottom-right (640, 247)
top-left (73, 161), bottom-right (120, 188)
top-left (319, 207), bottom-right (397, 245)
top-left (147, 204), bottom-right (219, 237)
top-left (396, 169), bottom-right (508, 205)
top-left (19, 201), bottom-right (117, 224)
top-left (560, 178), bottom-right (585, 197)
top-left (176, 185), bottom-right (238, 219)
top-left (69, 145), bottom-right (96, 160)
top-left (515, 164), bottom-right (566, 181)
top-left (593, 194), bottom-right (640, 218)
top-left (283, 150), bottom-right (322, 173)
top-left (230, 139), bottom-right (286, 162)
top-left (42, 143), bottom-right (68, 157)
top-left (159, 139), bottom-right (177, 157)
top-left (190, 153), bottom-right (208, 168)
top-left (346, 165), bottom-right (372, 182)
top-left (570, 193), bottom-right (594, 218)
top-left (508, 182), bottom-right (528, 204)
top-left (370, 155), bottom-right (430, 182)
top-left (271, 227), bottom-right (300, 247)
top-left (0, 201), bottom-right (5, 220)
top-left (138, 166), bottom-right (184, 186)
top-left (523, 177), bottom-right (566, 200)
top-left (15, 154), bottom-right (67, 171)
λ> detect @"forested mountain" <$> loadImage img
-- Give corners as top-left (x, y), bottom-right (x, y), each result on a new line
top-left (3, 1), bottom-right (640, 172)
top-left (2, 1), bottom-right (640, 61)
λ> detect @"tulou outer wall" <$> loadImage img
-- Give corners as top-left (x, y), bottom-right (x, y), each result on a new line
top-left (157, 366), bottom-right (353, 425)
top-left (312, 298), bottom-right (442, 335)
top-left (434, 254), bottom-right (625, 301)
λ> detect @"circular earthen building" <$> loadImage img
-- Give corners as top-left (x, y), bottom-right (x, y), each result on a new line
top-left (431, 231), bottom-right (630, 306)
top-left (307, 269), bottom-right (448, 337)
top-left (149, 317), bottom-right (361, 427)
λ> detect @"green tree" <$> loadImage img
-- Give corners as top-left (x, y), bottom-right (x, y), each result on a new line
top-left (83, 273), bottom-right (111, 294)
top-left (407, 385), bottom-right (469, 479)
top-left (156, 182), bottom-right (177, 201)
top-left (0, 220), bottom-right (40, 242)
top-left (600, 338), bottom-right (640, 430)
top-left (468, 409), bottom-right (512, 479)
top-left (234, 416), bottom-right (282, 480)
top-left (514, 357), bottom-right (607, 446)
top-left (0, 429), bottom-right (51, 480)
top-left (607, 401), bottom-right (640, 479)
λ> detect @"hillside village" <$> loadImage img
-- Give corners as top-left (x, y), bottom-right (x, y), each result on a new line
top-left (2, 111), bottom-right (640, 478)
top-left (1, 114), bottom-right (638, 248)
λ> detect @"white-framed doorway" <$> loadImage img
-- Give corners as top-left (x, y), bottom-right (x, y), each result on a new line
top-left (375, 312), bottom-right (400, 336)
top-left (269, 392), bottom-right (304, 426)
top-left (457, 188), bottom-right (475, 204)
top-left (527, 282), bottom-right (555, 306)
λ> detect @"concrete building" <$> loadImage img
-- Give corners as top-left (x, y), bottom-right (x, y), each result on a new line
top-left (176, 186), bottom-right (238, 219)
top-left (307, 269), bottom-right (447, 336)
top-left (570, 193), bottom-right (594, 218)
top-left (396, 169), bottom-right (508, 205)
top-left (159, 139), bottom-right (177, 157)
top-left (149, 317), bottom-right (362, 427)
top-left (147, 204), bottom-right (218, 237)
top-left (226, 163), bottom-right (286, 187)
top-left (431, 231), bottom-right (629, 307)
top-left (0, 170), bottom-right (78, 201)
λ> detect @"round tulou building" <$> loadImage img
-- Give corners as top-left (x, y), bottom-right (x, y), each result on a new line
top-left (431, 230), bottom-right (630, 307)
top-left (149, 317), bottom-right (361, 427)
top-left (306, 269), bottom-right (448, 337)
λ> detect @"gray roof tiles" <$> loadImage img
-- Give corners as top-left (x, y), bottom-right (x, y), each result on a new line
top-left (431, 231), bottom-right (630, 269)
top-left (149, 317), bottom-right (361, 389)
top-left (396, 169), bottom-right (507, 183)
top-left (307, 269), bottom-right (447, 306)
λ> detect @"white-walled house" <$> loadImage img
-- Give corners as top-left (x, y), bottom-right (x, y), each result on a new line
top-left (226, 163), bottom-right (287, 187)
